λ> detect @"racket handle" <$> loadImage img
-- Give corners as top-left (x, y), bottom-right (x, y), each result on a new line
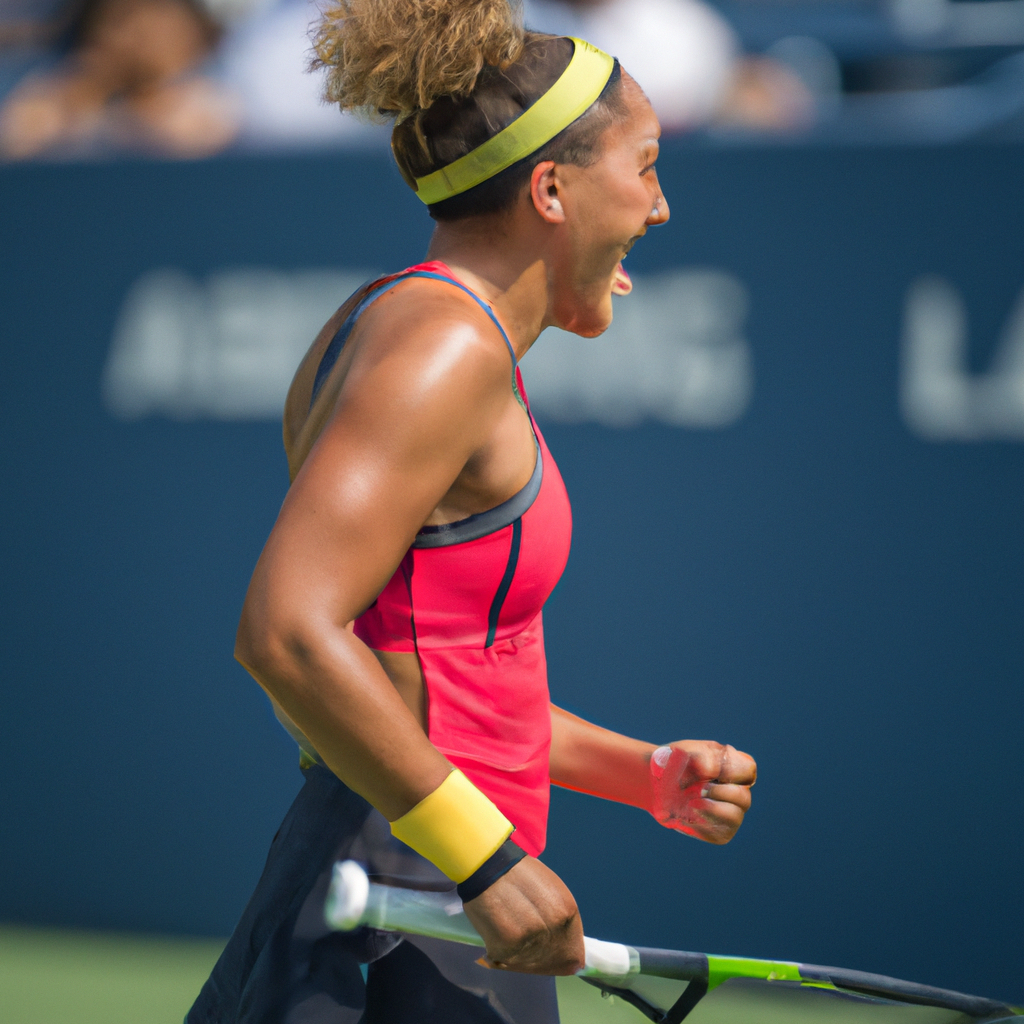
top-left (324, 860), bottom-right (639, 979)
top-left (326, 859), bottom-right (483, 946)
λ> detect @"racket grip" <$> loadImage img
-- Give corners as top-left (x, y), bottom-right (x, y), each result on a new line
top-left (326, 859), bottom-right (483, 946)
top-left (324, 860), bottom-right (639, 978)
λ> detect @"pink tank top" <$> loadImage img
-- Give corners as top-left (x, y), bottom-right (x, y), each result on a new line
top-left (312, 262), bottom-right (573, 857)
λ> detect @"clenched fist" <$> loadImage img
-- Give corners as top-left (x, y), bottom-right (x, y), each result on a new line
top-left (462, 856), bottom-right (585, 975)
top-left (649, 741), bottom-right (756, 844)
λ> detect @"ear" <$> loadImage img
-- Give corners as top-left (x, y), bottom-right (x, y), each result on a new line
top-left (529, 161), bottom-right (565, 224)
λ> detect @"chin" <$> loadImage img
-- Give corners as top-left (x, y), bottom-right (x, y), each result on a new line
top-left (554, 290), bottom-right (615, 338)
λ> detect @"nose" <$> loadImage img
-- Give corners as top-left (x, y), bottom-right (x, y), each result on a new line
top-left (647, 192), bottom-right (670, 226)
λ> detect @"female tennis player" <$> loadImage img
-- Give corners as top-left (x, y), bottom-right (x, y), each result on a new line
top-left (188, 2), bottom-right (756, 1021)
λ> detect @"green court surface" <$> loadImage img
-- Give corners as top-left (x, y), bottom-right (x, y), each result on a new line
top-left (0, 925), bottom-right (621, 1024)
top-left (2, 925), bottom-right (1007, 1024)
top-left (0, 926), bottom-right (225, 1024)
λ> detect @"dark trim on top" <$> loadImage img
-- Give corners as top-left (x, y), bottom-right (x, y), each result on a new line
top-left (310, 269), bottom-right (517, 409)
top-left (310, 266), bottom-right (540, 549)
top-left (484, 518), bottom-right (522, 648)
top-left (311, 275), bottom-right (398, 409)
top-left (413, 440), bottom-right (542, 549)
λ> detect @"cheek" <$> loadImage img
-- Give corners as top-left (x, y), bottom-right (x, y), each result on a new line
top-left (625, 183), bottom-right (656, 224)
top-left (594, 161), bottom-right (651, 219)
top-left (574, 179), bottom-right (628, 240)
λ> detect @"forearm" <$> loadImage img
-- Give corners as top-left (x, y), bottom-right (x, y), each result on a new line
top-left (549, 704), bottom-right (658, 812)
top-left (237, 615), bottom-right (450, 821)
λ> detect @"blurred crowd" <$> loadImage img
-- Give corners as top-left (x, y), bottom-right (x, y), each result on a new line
top-left (2, 0), bottom-right (1024, 160)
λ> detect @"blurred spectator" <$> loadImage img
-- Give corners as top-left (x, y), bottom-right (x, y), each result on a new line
top-left (1, 0), bottom-right (75, 50)
top-left (0, 0), bottom-right (840, 160)
top-left (0, 0), bottom-right (240, 159)
top-left (8, 0), bottom-right (1019, 158)
top-left (216, 0), bottom-right (383, 150)
top-left (198, 0), bottom-right (811, 148)
top-left (524, 0), bottom-right (814, 132)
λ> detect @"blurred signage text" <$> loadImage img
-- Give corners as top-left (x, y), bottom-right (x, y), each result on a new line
top-left (103, 267), bottom-right (755, 429)
top-left (901, 276), bottom-right (1024, 440)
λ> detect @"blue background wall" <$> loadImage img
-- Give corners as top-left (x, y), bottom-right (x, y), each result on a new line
top-left (1, 144), bottom-right (1021, 1003)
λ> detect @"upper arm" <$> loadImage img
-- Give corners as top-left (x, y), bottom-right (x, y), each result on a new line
top-left (241, 287), bottom-right (512, 658)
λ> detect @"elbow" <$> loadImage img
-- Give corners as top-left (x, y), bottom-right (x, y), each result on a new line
top-left (234, 598), bottom-right (276, 681)
top-left (234, 609), bottom-right (264, 677)
top-left (234, 593), bottom-right (308, 693)
top-left (234, 557), bottom-right (362, 705)
top-left (234, 588), bottom-right (349, 710)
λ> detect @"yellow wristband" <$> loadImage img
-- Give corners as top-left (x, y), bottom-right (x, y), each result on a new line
top-left (390, 770), bottom-right (514, 883)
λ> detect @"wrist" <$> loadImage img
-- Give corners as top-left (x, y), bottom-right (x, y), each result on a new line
top-left (455, 838), bottom-right (526, 903)
top-left (389, 768), bottom-right (514, 884)
top-left (646, 743), bottom-right (674, 815)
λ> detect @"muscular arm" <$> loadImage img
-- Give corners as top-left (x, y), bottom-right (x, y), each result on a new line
top-left (550, 705), bottom-right (758, 845)
top-left (237, 286), bottom-right (512, 817)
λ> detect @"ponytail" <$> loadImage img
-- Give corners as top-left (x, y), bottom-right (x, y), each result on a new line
top-left (312, 0), bottom-right (625, 221)
top-left (312, 0), bottom-right (524, 119)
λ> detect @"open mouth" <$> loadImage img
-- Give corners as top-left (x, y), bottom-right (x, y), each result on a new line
top-left (612, 261), bottom-right (633, 296)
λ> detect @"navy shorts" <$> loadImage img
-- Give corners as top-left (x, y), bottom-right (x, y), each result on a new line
top-left (187, 763), bottom-right (560, 1024)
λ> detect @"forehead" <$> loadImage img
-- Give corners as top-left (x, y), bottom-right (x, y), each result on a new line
top-left (606, 72), bottom-right (661, 150)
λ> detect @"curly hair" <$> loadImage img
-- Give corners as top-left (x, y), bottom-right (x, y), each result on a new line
top-left (311, 0), bottom-right (625, 220)
top-left (311, 0), bottom-right (524, 117)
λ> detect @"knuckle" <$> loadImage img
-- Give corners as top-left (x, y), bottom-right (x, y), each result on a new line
top-left (556, 909), bottom-right (578, 933)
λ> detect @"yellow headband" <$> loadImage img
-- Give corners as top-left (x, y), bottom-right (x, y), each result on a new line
top-left (411, 38), bottom-right (616, 206)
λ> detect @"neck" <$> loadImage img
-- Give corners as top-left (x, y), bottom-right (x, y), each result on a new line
top-left (425, 212), bottom-right (554, 360)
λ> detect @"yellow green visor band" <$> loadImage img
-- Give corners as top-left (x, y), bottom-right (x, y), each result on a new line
top-left (411, 38), bottom-right (616, 206)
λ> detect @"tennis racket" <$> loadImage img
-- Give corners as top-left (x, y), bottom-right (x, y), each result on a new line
top-left (323, 860), bottom-right (1021, 1022)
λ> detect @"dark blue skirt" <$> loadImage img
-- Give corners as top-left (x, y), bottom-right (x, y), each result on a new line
top-left (187, 763), bottom-right (560, 1024)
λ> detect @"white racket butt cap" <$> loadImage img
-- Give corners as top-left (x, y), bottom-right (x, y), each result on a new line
top-left (325, 859), bottom-right (370, 931)
top-left (581, 937), bottom-right (641, 978)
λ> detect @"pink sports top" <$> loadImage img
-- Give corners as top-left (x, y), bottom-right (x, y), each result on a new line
top-left (306, 262), bottom-right (573, 857)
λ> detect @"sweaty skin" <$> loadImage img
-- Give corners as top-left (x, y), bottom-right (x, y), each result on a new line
top-left (239, 75), bottom-right (755, 977)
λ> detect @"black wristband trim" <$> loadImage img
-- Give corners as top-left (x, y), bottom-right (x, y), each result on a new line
top-left (456, 838), bottom-right (526, 903)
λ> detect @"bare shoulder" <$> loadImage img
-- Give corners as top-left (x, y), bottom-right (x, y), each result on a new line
top-left (283, 284), bottom-right (368, 466)
top-left (285, 275), bottom-right (514, 479)
top-left (356, 276), bottom-right (512, 385)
